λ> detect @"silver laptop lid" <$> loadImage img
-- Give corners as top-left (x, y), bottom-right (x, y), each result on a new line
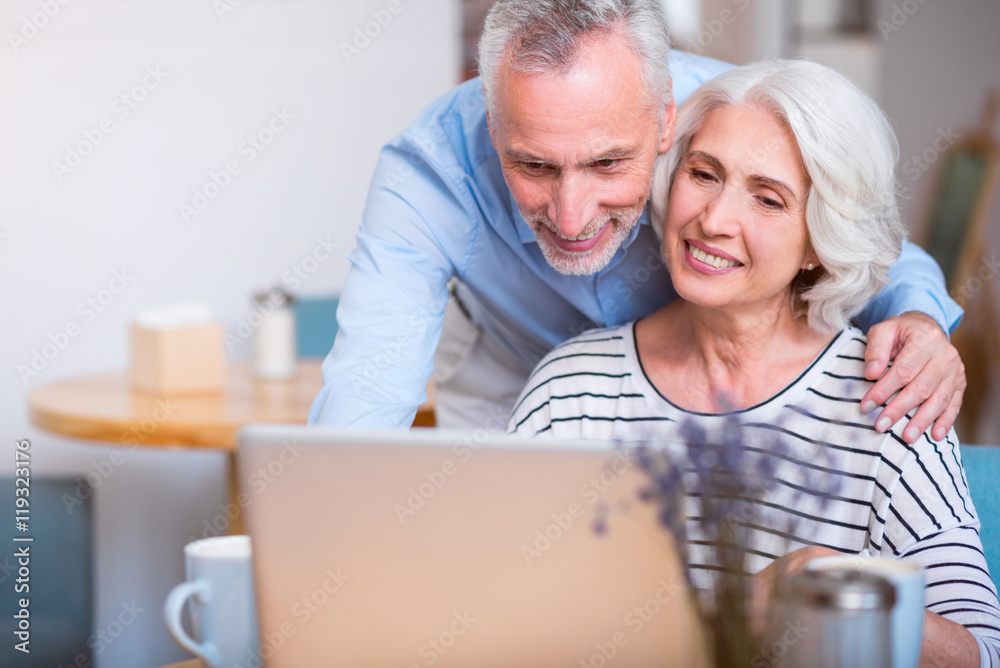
top-left (237, 425), bottom-right (705, 668)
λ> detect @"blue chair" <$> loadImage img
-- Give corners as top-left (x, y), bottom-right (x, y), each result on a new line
top-left (0, 477), bottom-right (93, 665)
top-left (961, 444), bottom-right (1000, 588)
top-left (295, 295), bottom-right (339, 359)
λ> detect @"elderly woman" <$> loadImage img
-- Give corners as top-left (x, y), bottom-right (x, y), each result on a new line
top-left (507, 60), bottom-right (1000, 666)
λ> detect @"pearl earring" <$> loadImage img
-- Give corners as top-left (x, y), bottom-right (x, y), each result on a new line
top-left (806, 263), bottom-right (815, 270)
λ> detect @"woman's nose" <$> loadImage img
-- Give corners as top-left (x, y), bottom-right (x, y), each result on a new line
top-left (699, 187), bottom-right (741, 237)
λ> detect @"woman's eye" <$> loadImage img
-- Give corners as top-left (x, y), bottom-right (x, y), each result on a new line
top-left (758, 196), bottom-right (784, 210)
top-left (689, 168), bottom-right (716, 182)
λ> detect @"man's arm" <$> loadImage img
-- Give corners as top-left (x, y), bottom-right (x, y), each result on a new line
top-left (308, 138), bottom-right (470, 428)
top-left (853, 240), bottom-right (966, 442)
top-left (853, 239), bottom-right (963, 334)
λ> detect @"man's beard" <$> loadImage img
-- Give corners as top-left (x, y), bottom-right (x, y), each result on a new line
top-left (522, 205), bottom-right (644, 276)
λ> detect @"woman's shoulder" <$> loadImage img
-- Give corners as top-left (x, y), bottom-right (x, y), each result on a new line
top-left (804, 325), bottom-right (871, 391)
top-left (799, 326), bottom-right (965, 476)
top-left (523, 322), bottom-right (635, 388)
top-left (507, 323), bottom-right (640, 437)
top-left (549, 323), bottom-right (634, 353)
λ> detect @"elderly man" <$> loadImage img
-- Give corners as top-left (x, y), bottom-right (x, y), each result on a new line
top-left (309, 0), bottom-right (964, 443)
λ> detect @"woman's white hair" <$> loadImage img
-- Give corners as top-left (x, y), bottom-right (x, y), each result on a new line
top-left (650, 59), bottom-right (905, 333)
top-left (477, 0), bottom-right (672, 117)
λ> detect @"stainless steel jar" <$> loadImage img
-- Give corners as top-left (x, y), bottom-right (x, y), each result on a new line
top-left (773, 567), bottom-right (896, 668)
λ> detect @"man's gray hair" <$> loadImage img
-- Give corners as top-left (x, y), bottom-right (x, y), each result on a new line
top-left (477, 0), bottom-right (672, 116)
top-left (650, 59), bottom-right (905, 333)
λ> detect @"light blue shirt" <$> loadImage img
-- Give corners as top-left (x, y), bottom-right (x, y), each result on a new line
top-left (309, 51), bottom-right (962, 428)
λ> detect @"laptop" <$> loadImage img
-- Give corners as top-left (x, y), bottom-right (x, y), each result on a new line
top-left (236, 425), bottom-right (705, 668)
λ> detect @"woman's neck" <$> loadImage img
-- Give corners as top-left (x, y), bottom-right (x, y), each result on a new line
top-left (636, 297), bottom-right (834, 413)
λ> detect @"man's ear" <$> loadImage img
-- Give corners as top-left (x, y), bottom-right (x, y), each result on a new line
top-left (658, 100), bottom-right (677, 154)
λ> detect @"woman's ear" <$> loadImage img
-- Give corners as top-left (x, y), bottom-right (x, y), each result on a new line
top-left (802, 248), bottom-right (820, 271)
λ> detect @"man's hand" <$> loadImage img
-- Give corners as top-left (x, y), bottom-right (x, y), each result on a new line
top-left (861, 312), bottom-right (966, 444)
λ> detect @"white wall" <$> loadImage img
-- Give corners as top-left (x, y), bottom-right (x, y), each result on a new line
top-left (877, 0), bottom-right (1000, 442)
top-left (0, 0), bottom-right (459, 665)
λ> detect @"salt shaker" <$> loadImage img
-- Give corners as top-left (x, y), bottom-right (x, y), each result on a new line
top-left (774, 567), bottom-right (895, 668)
top-left (252, 288), bottom-right (296, 380)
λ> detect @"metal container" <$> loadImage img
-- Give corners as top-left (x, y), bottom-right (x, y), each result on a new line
top-left (252, 288), bottom-right (297, 380)
top-left (773, 567), bottom-right (895, 668)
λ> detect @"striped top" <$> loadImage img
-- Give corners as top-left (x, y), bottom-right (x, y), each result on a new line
top-left (508, 323), bottom-right (1000, 666)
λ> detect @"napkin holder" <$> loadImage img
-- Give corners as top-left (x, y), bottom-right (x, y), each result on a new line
top-left (131, 303), bottom-right (226, 393)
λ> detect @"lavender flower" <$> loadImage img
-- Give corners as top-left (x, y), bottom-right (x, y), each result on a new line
top-left (612, 411), bottom-right (844, 668)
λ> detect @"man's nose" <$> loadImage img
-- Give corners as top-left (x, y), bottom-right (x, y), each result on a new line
top-left (547, 173), bottom-right (601, 238)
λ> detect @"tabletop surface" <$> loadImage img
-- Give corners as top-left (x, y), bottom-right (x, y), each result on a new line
top-left (28, 361), bottom-right (435, 449)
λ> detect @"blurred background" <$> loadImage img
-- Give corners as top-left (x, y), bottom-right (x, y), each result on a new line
top-left (1, 0), bottom-right (997, 665)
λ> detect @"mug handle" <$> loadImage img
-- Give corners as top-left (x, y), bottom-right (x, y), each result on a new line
top-left (163, 579), bottom-right (222, 667)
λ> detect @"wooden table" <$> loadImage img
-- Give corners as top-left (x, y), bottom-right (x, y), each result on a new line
top-left (29, 361), bottom-right (436, 448)
top-left (28, 361), bottom-right (436, 531)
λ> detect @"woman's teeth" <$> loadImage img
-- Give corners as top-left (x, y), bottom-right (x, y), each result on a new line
top-left (688, 243), bottom-right (738, 268)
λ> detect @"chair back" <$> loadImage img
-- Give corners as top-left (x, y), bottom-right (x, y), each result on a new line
top-left (294, 295), bottom-right (339, 359)
top-left (961, 444), bottom-right (1000, 588)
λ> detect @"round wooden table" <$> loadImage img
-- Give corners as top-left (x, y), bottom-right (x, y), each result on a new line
top-left (28, 361), bottom-right (436, 532)
top-left (29, 361), bottom-right (436, 449)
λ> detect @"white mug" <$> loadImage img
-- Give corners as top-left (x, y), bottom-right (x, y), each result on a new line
top-left (807, 554), bottom-right (925, 668)
top-left (164, 535), bottom-right (259, 667)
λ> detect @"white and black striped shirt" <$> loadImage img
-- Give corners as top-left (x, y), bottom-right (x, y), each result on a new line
top-left (508, 323), bottom-right (1000, 666)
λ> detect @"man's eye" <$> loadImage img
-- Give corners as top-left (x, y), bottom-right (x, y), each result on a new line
top-left (595, 159), bottom-right (619, 169)
top-left (524, 162), bottom-right (547, 170)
